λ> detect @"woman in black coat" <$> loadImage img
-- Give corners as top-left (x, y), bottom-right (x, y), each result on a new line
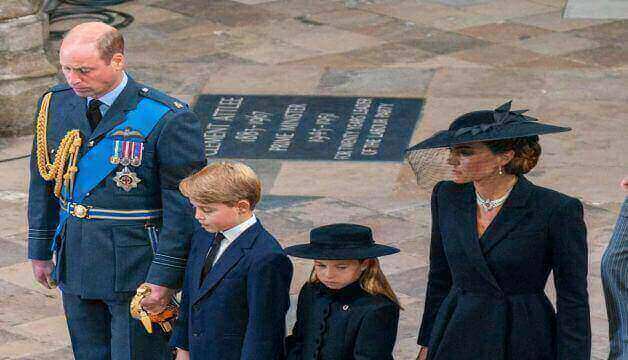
top-left (285, 223), bottom-right (401, 360)
top-left (407, 102), bottom-right (591, 360)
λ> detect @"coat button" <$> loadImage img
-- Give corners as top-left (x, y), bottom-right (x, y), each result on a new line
top-left (193, 304), bottom-right (200, 312)
top-left (85, 192), bottom-right (90, 197)
top-left (88, 141), bottom-right (94, 148)
top-left (193, 331), bottom-right (201, 337)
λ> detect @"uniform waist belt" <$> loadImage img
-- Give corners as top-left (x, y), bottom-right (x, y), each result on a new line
top-left (60, 201), bottom-right (162, 220)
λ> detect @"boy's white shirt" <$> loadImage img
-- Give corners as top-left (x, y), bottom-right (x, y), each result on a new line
top-left (212, 214), bottom-right (257, 265)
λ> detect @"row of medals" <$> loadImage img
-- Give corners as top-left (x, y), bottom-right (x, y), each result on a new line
top-left (111, 140), bottom-right (143, 192)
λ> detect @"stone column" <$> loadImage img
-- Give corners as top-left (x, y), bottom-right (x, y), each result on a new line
top-left (0, 0), bottom-right (57, 137)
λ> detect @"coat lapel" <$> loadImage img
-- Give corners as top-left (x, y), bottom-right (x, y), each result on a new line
top-left (192, 222), bottom-right (262, 305)
top-left (448, 184), bottom-right (502, 291)
top-left (192, 231), bottom-right (213, 290)
top-left (479, 176), bottom-right (534, 255)
top-left (88, 76), bottom-right (141, 142)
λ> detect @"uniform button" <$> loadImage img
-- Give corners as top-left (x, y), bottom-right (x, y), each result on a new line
top-left (193, 331), bottom-right (201, 337)
top-left (85, 192), bottom-right (90, 197)
top-left (193, 304), bottom-right (200, 312)
top-left (88, 141), bottom-right (94, 147)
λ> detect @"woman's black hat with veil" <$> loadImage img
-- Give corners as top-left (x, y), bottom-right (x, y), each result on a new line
top-left (404, 101), bottom-right (571, 188)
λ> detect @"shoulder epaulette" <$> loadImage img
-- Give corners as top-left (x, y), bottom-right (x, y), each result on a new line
top-left (49, 83), bottom-right (72, 93)
top-left (137, 85), bottom-right (189, 111)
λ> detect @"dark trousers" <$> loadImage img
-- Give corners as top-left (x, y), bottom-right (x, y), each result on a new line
top-left (62, 292), bottom-right (171, 360)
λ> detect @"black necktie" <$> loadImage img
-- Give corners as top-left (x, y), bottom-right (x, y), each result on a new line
top-left (86, 99), bottom-right (103, 130)
top-left (200, 233), bottom-right (225, 284)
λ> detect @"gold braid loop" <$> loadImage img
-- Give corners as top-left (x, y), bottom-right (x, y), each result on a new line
top-left (36, 92), bottom-right (83, 198)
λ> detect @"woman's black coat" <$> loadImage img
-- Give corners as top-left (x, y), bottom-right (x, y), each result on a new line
top-left (286, 281), bottom-right (399, 360)
top-left (418, 176), bottom-right (591, 359)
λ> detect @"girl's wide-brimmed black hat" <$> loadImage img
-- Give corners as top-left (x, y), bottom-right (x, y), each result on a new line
top-left (285, 223), bottom-right (400, 260)
top-left (406, 101), bottom-right (571, 151)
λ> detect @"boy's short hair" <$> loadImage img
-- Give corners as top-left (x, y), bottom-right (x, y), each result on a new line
top-left (179, 161), bottom-right (261, 209)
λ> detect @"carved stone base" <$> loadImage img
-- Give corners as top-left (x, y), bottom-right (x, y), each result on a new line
top-left (0, 0), bottom-right (57, 136)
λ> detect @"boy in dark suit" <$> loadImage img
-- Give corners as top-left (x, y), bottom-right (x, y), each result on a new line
top-left (170, 161), bottom-right (293, 360)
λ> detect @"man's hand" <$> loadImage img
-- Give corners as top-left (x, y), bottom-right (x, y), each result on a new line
top-left (31, 259), bottom-right (56, 289)
top-left (417, 346), bottom-right (428, 360)
top-left (620, 176), bottom-right (628, 192)
top-left (139, 283), bottom-right (175, 314)
top-left (175, 348), bottom-right (190, 360)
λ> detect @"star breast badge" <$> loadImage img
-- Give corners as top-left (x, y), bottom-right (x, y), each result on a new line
top-left (113, 166), bottom-right (142, 192)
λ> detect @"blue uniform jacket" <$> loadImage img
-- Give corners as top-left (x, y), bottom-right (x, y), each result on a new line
top-left (27, 76), bottom-right (206, 298)
top-left (170, 221), bottom-right (293, 360)
top-left (286, 281), bottom-right (400, 360)
top-left (418, 176), bottom-right (591, 360)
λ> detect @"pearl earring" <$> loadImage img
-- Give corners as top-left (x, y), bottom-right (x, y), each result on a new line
top-left (499, 166), bottom-right (504, 175)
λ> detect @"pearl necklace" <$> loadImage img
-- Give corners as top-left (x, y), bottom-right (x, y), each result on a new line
top-left (476, 187), bottom-right (513, 212)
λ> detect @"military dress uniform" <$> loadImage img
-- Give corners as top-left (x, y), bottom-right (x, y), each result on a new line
top-left (28, 74), bottom-right (205, 359)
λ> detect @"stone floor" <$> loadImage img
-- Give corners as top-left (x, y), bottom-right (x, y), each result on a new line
top-left (1, 0), bottom-right (627, 358)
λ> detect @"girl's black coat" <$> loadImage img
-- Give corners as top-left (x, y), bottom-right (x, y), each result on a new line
top-left (286, 281), bottom-right (399, 360)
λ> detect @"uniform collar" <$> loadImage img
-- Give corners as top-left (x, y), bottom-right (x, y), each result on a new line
top-left (87, 72), bottom-right (128, 108)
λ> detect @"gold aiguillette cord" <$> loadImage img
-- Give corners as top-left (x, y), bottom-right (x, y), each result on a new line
top-left (35, 92), bottom-right (82, 199)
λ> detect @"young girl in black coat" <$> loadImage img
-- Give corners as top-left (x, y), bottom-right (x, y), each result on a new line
top-left (285, 223), bottom-right (402, 360)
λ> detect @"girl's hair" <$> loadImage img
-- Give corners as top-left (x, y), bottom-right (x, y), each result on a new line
top-left (309, 258), bottom-right (403, 309)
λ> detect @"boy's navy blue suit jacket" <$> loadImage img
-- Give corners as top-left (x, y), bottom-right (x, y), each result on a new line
top-left (170, 220), bottom-right (293, 360)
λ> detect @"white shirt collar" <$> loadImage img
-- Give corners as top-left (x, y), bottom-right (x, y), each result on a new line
top-left (221, 214), bottom-right (257, 242)
top-left (87, 72), bottom-right (128, 108)
top-left (212, 214), bottom-right (257, 265)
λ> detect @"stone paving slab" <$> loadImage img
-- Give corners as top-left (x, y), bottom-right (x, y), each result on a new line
top-left (1, 0), bottom-right (626, 358)
top-left (565, 0), bottom-right (628, 19)
top-left (317, 68), bottom-right (436, 95)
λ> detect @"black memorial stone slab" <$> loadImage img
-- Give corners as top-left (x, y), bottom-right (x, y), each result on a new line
top-left (194, 95), bottom-right (423, 161)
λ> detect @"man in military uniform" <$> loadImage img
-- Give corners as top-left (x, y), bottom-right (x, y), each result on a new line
top-left (28, 22), bottom-right (205, 359)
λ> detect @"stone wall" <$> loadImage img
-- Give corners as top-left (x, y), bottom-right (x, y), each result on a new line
top-left (0, 0), bottom-right (57, 137)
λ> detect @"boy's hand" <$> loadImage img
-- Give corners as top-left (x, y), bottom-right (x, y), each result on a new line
top-left (175, 348), bottom-right (190, 360)
top-left (139, 283), bottom-right (175, 314)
